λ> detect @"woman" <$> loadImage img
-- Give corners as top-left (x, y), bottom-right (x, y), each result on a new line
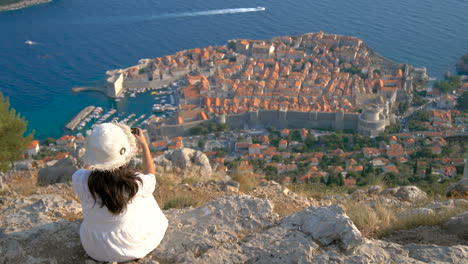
top-left (72, 122), bottom-right (168, 262)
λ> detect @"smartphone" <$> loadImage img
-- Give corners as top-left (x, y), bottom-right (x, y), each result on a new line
top-left (131, 127), bottom-right (140, 136)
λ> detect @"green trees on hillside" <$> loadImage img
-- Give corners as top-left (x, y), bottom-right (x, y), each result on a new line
top-left (433, 76), bottom-right (462, 94)
top-left (0, 92), bottom-right (33, 171)
top-left (457, 91), bottom-right (468, 112)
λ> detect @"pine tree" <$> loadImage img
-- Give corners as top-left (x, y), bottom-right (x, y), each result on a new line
top-left (0, 92), bottom-right (34, 171)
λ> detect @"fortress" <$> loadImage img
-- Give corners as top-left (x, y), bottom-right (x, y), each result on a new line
top-left (104, 32), bottom-right (426, 137)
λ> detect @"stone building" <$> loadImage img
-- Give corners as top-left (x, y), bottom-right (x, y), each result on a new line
top-left (357, 104), bottom-right (390, 137)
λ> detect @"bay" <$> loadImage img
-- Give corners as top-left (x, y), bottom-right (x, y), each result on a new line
top-left (0, 0), bottom-right (467, 139)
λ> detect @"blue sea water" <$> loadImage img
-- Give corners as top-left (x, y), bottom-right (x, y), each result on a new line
top-left (0, 0), bottom-right (467, 139)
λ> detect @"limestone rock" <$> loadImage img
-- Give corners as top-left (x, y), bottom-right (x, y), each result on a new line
top-left (37, 158), bottom-right (79, 186)
top-left (0, 174), bottom-right (9, 192)
top-left (350, 189), bottom-right (366, 200)
top-left (281, 205), bottom-right (363, 251)
top-left (442, 212), bottom-right (468, 240)
top-left (398, 208), bottom-right (435, 219)
top-left (154, 148), bottom-right (212, 181)
top-left (154, 194), bottom-right (277, 263)
top-left (15, 160), bottom-right (33, 171)
top-left (0, 194), bottom-right (82, 233)
top-left (403, 243), bottom-right (468, 264)
top-left (340, 239), bottom-right (424, 263)
top-left (381, 187), bottom-right (398, 196)
top-left (446, 178), bottom-right (468, 198)
top-left (367, 185), bottom-right (383, 195)
top-left (0, 220), bottom-right (84, 264)
top-left (422, 199), bottom-right (468, 213)
top-left (2, 193), bottom-right (468, 263)
top-left (0, 194), bottom-right (84, 264)
top-left (383, 186), bottom-right (427, 202)
top-left (366, 196), bottom-right (412, 209)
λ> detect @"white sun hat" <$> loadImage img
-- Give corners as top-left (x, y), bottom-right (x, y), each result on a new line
top-left (83, 122), bottom-right (138, 171)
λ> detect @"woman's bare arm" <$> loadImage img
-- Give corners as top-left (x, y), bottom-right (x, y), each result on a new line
top-left (133, 128), bottom-right (156, 175)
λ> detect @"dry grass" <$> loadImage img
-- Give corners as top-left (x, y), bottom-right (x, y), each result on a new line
top-left (181, 177), bottom-right (199, 185)
top-left (154, 175), bottom-right (226, 210)
top-left (232, 172), bottom-right (260, 193)
top-left (379, 204), bottom-right (468, 238)
top-left (341, 199), bottom-right (468, 239)
top-left (290, 183), bottom-right (349, 200)
top-left (162, 193), bottom-right (205, 210)
top-left (341, 200), bottom-right (395, 237)
top-left (7, 170), bottom-right (38, 196)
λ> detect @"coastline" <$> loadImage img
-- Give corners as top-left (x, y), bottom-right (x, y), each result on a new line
top-left (0, 0), bottom-right (51, 12)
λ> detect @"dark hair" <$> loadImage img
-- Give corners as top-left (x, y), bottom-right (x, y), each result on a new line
top-left (88, 165), bottom-right (142, 215)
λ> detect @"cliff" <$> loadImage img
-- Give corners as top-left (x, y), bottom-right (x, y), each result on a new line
top-left (1, 166), bottom-right (468, 263)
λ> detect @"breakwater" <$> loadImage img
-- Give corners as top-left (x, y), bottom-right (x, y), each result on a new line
top-left (65, 106), bottom-right (95, 131)
top-left (71, 86), bottom-right (106, 95)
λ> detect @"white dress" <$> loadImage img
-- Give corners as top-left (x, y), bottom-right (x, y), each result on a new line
top-left (72, 169), bottom-right (168, 262)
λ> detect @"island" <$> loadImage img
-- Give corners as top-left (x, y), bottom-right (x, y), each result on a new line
top-left (0, 0), bottom-right (51, 12)
top-left (94, 32), bottom-right (428, 138)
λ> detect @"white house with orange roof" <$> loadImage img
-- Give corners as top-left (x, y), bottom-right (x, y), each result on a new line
top-left (57, 135), bottom-right (75, 146)
top-left (248, 144), bottom-right (261, 155)
top-left (279, 139), bottom-right (288, 150)
top-left (57, 135), bottom-right (76, 151)
top-left (75, 135), bottom-right (86, 146)
top-left (437, 95), bottom-right (456, 109)
top-left (26, 140), bottom-right (40, 158)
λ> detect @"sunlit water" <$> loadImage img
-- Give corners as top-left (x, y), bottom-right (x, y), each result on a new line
top-left (0, 0), bottom-right (467, 138)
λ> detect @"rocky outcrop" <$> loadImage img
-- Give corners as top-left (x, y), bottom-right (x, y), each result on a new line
top-left (2, 194), bottom-right (467, 264)
top-left (446, 178), bottom-right (468, 198)
top-left (0, 194), bottom-right (82, 233)
top-left (154, 148), bottom-right (212, 181)
top-left (0, 172), bottom-right (8, 192)
top-left (393, 186), bottom-right (428, 202)
top-left (376, 185), bottom-right (427, 202)
top-left (456, 53), bottom-right (468, 74)
top-left (14, 160), bottom-right (33, 171)
top-left (367, 185), bottom-right (383, 195)
top-left (37, 157), bottom-right (79, 186)
top-left (443, 212), bottom-right (468, 240)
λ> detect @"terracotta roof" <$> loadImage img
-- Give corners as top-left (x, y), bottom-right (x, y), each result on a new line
top-left (27, 140), bottom-right (40, 149)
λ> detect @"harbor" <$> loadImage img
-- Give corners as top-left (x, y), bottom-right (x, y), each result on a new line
top-left (65, 80), bottom-right (181, 136)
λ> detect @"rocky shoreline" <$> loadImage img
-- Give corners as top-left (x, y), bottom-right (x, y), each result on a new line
top-left (456, 53), bottom-right (468, 74)
top-left (0, 0), bottom-right (51, 12)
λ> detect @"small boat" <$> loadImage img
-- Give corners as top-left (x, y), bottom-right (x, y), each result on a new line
top-left (152, 104), bottom-right (164, 112)
top-left (130, 93), bottom-right (136, 97)
top-left (255, 6), bottom-right (266, 11)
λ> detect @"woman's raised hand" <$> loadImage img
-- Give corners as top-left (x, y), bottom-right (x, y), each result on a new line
top-left (133, 128), bottom-right (148, 147)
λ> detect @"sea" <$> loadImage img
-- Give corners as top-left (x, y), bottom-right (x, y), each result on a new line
top-left (0, 0), bottom-right (467, 139)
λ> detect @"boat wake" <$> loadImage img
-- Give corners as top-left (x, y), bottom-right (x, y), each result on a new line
top-left (25, 40), bottom-right (39, 45)
top-left (163, 7), bottom-right (266, 18)
top-left (80, 7), bottom-right (266, 24)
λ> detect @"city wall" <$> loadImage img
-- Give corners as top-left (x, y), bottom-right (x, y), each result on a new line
top-left (151, 110), bottom-right (360, 138)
